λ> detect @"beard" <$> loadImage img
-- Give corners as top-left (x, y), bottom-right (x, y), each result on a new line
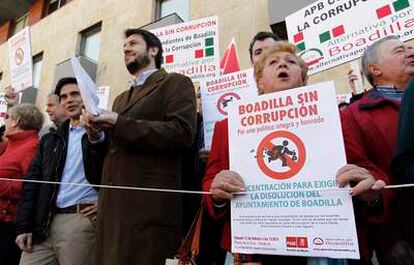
top-left (126, 51), bottom-right (151, 75)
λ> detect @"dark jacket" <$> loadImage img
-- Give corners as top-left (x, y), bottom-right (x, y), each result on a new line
top-left (95, 69), bottom-right (197, 265)
top-left (340, 89), bottom-right (414, 263)
top-left (15, 120), bottom-right (107, 241)
top-left (392, 78), bottom-right (414, 183)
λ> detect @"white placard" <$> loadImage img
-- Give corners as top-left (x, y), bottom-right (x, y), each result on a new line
top-left (71, 57), bottom-right (100, 115)
top-left (97, 86), bottom-right (110, 110)
top-left (200, 68), bottom-right (257, 149)
top-left (228, 82), bottom-right (359, 259)
top-left (350, 61), bottom-right (365, 94)
top-left (0, 94), bottom-right (7, 127)
top-left (286, 0), bottom-right (414, 75)
top-left (336, 93), bottom-right (352, 104)
top-left (8, 27), bottom-right (33, 92)
top-left (151, 16), bottom-right (220, 81)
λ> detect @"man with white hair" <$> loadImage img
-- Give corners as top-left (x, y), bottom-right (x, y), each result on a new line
top-left (337, 36), bottom-right (414, 264)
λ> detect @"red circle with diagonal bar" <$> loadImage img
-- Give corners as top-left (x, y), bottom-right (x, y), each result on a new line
top-left (256, 130), bottom-right (306, 180)
top-left (15, 48), bottom-right (24, 66)
top-left (216, 92), bottom-right (241, 115)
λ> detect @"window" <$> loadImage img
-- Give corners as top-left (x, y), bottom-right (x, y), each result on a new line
top-left (21, 53), bottom-right (43, 104)
top-left (47, 0), bottom-right (67, 15)
top-left (12, 14), bottom-right (28, 36)
top-left (270, 21), bottom-right (288, 41)
top-left (156, 0), bottom-right (190, 21)
top-left (32, 53), bottom-right (43, 88)
top-left (79, 23), bottom-right (101, 62)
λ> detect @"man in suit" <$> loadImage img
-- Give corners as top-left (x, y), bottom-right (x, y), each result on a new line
top-left (86, 29), bottom-right (197, 265)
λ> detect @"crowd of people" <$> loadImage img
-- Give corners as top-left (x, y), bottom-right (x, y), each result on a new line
top-left (0, 26), bottom-right (413, 265)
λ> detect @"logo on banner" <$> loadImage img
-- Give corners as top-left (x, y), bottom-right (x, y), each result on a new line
top-left (163, 54), bottom-right (174, 64)
top-left (195, 37), bottom-right (215, 59)
top-left (293, 32), bottom-right (306, 51)
top-left (256, 131), bottom-right (306, 180)
top-left (292, 30), bottom-right (324, 65)
top-left (15, 48), bottom-right (24, 66)
top-left (313, 237), bottom-right (325, 246)
top-left (298, 48), bottom-right (324, 66)
top-left (319, 25), bottom-right (345, 44)
top-left (376, 0), bottom-right (410, 19)
top-left (216, 92), bottom-right (241, 115)
top-left (286, 236), bottom-right (308, 248)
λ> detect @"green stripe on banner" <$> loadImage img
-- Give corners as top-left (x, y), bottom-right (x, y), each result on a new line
top-left (393, 0), bottom-right (410, 11)
top-left (205, 47), bottom-right (214, 57)
top-left (296, 42), bottom-right (306, 51)
top-left (205, 37), bottom-right (214, 46)
top-left (319, 31), bottom-right (331, 43)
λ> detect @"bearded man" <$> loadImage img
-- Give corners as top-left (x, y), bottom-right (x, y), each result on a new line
top-left (85, 28), bottom-right (197, 265)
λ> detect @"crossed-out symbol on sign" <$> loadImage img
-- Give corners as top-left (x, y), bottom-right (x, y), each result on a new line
top-left (256, 130), bottom-right (306, 180)
top-left (15, 48), bottom-right (24, 66)
top-left (216, 92), bottom-right (241, 115)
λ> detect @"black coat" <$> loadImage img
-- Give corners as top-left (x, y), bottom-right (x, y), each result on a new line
top-left (15, 120), bottom-right (107, 241)
top-left (95, 69), bottom-right (197, 265)
top-left (392, 78), bottom-right (414, 183)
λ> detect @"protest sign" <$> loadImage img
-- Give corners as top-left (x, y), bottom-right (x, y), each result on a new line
top-left (286, 0), bottom-right (414, 74)
top-left (336, 93), bottom-right (352, 105)
top-left (8, 27), bottom-right (33, 92)
top-left (151, 16), bottom-right (220, 81)
top-left (97, 86), bottom-right (110, 110)
top-left (71, 57), bottom-right (100, 115)
top-left (200, 68), bottom-right (257, 149)
top-left (0, 94), bottom-right (7, 126)
top-left (228, 82), bottom-right (359, 259)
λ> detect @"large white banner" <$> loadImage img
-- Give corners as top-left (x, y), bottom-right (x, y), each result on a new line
top-left (8, 27), bottom-right (33, 92)
top-left (200, 68), bottom-right (257, 149)
top-left (228, 82), bottom-right (359, 259)
top-left (286, 0), bottom-right (414, 75)
top-left (151, 16), bottom-right (220, 81)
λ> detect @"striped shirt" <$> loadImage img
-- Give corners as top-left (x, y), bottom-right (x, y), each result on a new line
top-left (375, 86), bottom-right (403, 101)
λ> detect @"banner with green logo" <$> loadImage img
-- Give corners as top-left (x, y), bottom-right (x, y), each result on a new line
top-left (286, 0), bottom-right (414, 75)
top-left (151, 16), bottom-right (220, 81)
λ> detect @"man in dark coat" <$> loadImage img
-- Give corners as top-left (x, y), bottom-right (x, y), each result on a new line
top-left (337, 36), bottom-right (414, 265)
top-left (86, 29), bottom-right (196, 265)
top-left (393, 78), bottom-right (414, 184)
top-left (15, 78), bottom-right (105, 265)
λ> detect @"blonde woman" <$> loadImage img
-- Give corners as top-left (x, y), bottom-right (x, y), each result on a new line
top-left (203, 42), bottom-right (347, 265)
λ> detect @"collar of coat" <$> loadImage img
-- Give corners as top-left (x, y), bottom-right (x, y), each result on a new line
top-left (358, 88), bottom-right (401, 110)
top-left (55, 119), bottom-right (72, 138)
top-left (120, 68), bottom-right (168, 114)
top-left (128, 69), bottom-right (158, 87)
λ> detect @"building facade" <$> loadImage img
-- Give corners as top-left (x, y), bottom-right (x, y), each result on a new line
top-left (0, 0), bottom-right (411, 113)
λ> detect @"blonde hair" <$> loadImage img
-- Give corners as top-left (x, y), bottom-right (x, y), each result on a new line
top-left (254, 41), bottom-right (308, 93)
top-left (9, 103), bottom-right (44, 131)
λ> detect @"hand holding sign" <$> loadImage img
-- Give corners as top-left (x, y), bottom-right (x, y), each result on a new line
top-left (210, 170), bottom-right (245, 203)
top-left (336, 164), bottom-right (386, 202)
top-left (84, 109), bottom-right (118, 130)
top-left (4, 86), bottom-right (19, 107)
top-left (81, 109), bottom-right (104, 142)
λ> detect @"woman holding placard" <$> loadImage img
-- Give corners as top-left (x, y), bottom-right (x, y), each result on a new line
top-left (202, 42), bottom-right (348, 265)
